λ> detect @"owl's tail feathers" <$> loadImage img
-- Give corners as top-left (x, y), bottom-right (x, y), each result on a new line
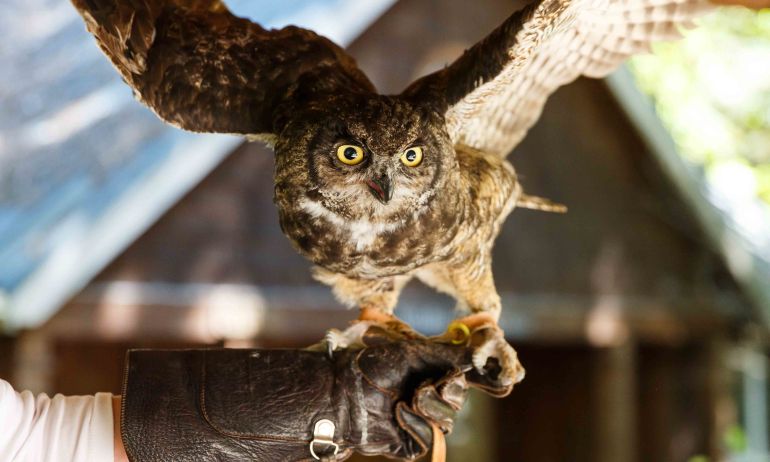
top-left (516, 194), bottom-right (568, 213)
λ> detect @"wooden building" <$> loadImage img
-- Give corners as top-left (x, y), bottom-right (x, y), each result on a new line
top-left (2, 1), bottom-right (769, 461)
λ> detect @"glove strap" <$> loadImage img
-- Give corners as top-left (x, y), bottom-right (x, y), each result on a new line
top-left (430, 422), bottom-right (446, 462)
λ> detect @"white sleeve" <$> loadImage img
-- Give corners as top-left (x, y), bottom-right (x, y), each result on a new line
top-left (0, 379), bottom-right (114, 462)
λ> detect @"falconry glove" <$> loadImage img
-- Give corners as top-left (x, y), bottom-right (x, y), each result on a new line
top-left (120, 327), bottom-right (512, 461)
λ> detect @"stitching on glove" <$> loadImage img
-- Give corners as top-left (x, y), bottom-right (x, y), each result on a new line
top-left (394, 402), bottom-right (430, 458)
top-left (198, 355), bottom-right (317, 443)
top-left (353, 348), bottom-right (399, 399)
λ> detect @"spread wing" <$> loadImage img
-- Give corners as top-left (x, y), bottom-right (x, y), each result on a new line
top-left (404, 0), bottom-right (712, 157)
top-left (71, 0), bottom-right (374, 139)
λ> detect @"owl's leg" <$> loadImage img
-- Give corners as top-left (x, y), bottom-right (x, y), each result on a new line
top-left (310, 268), bottom-right (418, 353)
top-left (432, 263), bottom-right (525, 387)
top-left (415, 263), bottom-right (501, 323)
top-left (439, 264), bottom-right (503, 342)
top-left (441, 262), bottom-right (502, 322)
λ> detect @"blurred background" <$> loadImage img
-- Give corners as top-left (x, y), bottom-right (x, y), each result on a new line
top-left (1, 0), bottom-right (770, 461)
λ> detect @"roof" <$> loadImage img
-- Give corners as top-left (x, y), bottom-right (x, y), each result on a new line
top-left (607, 67), bottom-right (770, 324)
top-left (3, 0), bottom-right (767, 334)
top-left (0, 0), bottom-right (395, 332)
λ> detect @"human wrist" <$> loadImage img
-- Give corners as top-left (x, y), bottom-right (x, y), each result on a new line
top-left (112, 396), bottom-right (128, 462)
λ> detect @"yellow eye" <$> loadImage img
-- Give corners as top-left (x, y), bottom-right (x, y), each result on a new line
top-left (336, 145), bottom-right (365, 165)
top-left (400, 146), bottom-right (423, 167)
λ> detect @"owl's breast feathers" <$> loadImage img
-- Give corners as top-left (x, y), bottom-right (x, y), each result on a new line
top-left (277, 148), bottom-right (518, 279)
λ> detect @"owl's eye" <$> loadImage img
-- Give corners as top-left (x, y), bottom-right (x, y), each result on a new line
top-left (400, 147), bottom-right (423, 167)
top-left (337, 144), bottom-right (365, 165)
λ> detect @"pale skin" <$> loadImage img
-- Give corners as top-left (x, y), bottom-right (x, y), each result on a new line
top-left (112, 396), bottom-right (128, 462)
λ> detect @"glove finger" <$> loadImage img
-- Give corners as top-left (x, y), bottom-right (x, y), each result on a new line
top-left (394, 402), bottom-right (432, 460)
top-left (436, 370), bottom-right (469, 411)
top-left (357, 340), bottom-right (472, 393)
top-left (414, 386), bottom-right (460, 434)
top-left (413, 370), bottom-right (470, 433)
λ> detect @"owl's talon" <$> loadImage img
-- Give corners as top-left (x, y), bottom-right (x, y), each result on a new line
top-left (327, 321), bottom-right (375, 352)
top-left (325, 328), bottom-right (345, 358)
top-left (305, 321), bottom-right (373, 354)
top-left (312, 316), bottom-right (423, 355)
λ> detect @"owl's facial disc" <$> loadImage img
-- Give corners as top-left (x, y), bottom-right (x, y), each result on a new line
top-left (277, 95), bottom-right (455, 223)
top-left (366, 174), bottom-right (393, 204)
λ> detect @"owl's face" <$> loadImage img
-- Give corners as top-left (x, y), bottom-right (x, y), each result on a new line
top-left (276, 94), bottom-right (456, 224)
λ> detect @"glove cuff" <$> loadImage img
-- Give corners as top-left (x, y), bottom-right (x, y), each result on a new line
top-left (121, 349), bottom-right (352, 462)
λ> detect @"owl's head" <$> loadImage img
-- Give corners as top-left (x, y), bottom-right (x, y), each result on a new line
top-left (275, 94), bottom-right (457, 223)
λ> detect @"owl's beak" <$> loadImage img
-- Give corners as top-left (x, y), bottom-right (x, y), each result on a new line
top-left (366, 176), bottom-right (393, 204)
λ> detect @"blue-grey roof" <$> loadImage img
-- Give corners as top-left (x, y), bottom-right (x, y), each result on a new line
top-left (0, 0), bottom-right (395, 331)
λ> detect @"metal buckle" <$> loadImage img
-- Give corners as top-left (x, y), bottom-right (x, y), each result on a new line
top-left (309, 419), bottom-right (339, 460)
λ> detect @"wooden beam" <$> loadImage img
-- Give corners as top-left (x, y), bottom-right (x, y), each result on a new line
top-left (592, 341), bottom-right (638, 462)
top-left (638, 347), bottom-right (677, 462)
top-left (46, 282), bottom-right (739, 346)
top-left (0, 335), bottom-right (15, 381)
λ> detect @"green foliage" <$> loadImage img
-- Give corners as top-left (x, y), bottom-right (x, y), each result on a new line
top-left (629, 7), bottom-right (770, 206)
top-left (685, 424), bottom-right (748, 461)
top-left (724, 424), bottom-right (749, 453)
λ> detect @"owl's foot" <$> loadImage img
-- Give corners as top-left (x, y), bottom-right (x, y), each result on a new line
top-left (308, 309), bottom-right (423, 356)
top-left (430, 312), bottom-right (497, 344)
top-left (358, 307), bottom-right (423, 339)
top-left (321, 321), bottom-right (374, 353)
top-left (433, 314), bottom-right (525, 388)
top-left (305, 322), bottom-right (373, 355)
top-left (471, 325), bottom-right (525, 387)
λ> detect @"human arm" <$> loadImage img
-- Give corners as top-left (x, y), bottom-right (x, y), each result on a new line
top-left (112, 396), bottom-right (128, 462)
top-left (0, 379), bottom-right (114, 462)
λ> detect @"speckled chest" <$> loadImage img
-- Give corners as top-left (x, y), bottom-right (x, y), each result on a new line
top-left (276, 194), bottom-right (460, 277)
top-left (275, 155), bottom-right (518, 279)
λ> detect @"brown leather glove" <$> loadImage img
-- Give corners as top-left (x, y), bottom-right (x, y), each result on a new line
top-left (121, 328), bottom-right (512, 461)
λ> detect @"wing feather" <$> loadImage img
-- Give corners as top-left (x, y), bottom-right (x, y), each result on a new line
top-left (406, 0), bottom-right (712, 157)
top-left (71, 0), bottom-right (374, 137)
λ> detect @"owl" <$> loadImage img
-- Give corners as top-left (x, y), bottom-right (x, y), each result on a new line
top-left (72, 0), bottom-right (717, 385)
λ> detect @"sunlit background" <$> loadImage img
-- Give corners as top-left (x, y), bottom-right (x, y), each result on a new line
top-left (1, 1), bottom-right (770, 461)
top-left (626, 10), bottom-right (770, 460)
top-left (631, 7), bottom-right (770, 264)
